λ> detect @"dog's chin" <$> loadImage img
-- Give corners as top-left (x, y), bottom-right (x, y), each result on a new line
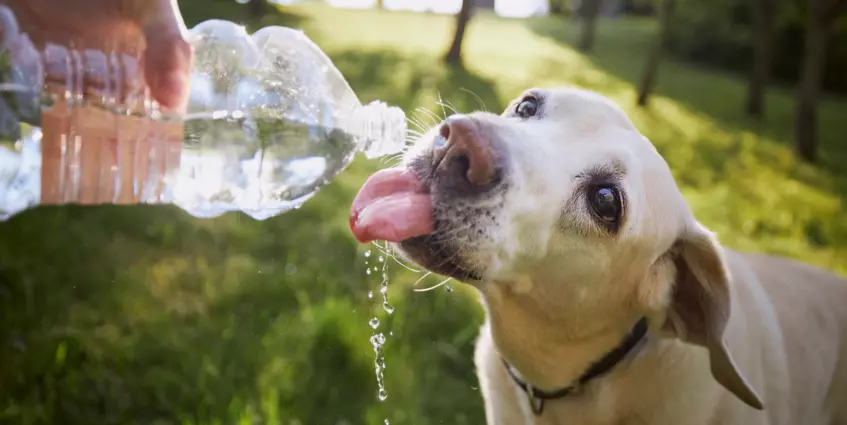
top-left (397, 235), bottom-right (484, 283)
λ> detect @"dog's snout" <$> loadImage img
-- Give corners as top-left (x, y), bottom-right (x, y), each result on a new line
top-left (434, 115), bottom-right (500, 189)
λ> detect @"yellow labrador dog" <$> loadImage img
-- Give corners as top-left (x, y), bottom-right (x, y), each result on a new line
top-left (349, 87), bottom-right (847, 425)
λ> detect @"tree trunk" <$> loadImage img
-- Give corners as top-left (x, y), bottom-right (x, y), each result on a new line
top-left (794, 0), bottom-right (844, 162)
top-left (247, 0), bottom-right (266, 21)
top-left (376, 0), bottom-right (384, 9)
top-left (444, 0), bottom-right (475, 65)
top-left (550, 0), bottom-right (563, 15)
top-left (746, 0), bottom-right (776, 118)
top-left (576, 0), bottom-right (602, 52)
top-left (636, 0), bottom-right (675, 106)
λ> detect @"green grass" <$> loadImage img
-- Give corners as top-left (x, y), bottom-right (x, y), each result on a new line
top-left (2, 2), bottom-right (846, 424)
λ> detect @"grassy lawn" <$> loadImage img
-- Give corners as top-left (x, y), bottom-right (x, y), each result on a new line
top-left (1, 2), bottom-right (845, 425)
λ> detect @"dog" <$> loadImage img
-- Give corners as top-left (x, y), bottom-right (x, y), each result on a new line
top-left (349, 87), bottom-right (847, 425)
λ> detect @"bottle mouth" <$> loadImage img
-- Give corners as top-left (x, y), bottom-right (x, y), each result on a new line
top-left (359, 101), bottom-right (408, 160)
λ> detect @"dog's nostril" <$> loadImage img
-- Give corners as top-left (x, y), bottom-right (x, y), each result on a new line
top-left (435, 115), bottom-right (499, 188)
top-left (455, 154), bottom-right (471, 175)
top-left (439, 122), bottom-right (451, 140)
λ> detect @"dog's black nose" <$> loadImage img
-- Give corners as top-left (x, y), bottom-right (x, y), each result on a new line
top-left (434, 115), bottom-right (501, 191)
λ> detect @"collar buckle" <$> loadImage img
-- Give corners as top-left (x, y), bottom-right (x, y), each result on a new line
top-left (527, 386), bottom-right (544, 415)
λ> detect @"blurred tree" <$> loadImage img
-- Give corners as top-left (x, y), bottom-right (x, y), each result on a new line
top-left (745, 0), bottom-right (776, 118)
top-left (666, 0), bottom-right (847, 95)
top-left (795, 0), bottom-right (846, 162)
top-left (247, 0), bottom-right (267, 21)
top-left (550, 0), bottom-right (570, 15)
top-left (576, 0), bottom-right (602, 52)
top-left (636, 0), bottom-right (675, 106)
top-left (444, 0), bottom-right (475, 65)
top-left (376, 0), bottom-right (384, 8)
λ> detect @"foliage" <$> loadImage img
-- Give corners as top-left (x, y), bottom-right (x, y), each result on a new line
top-left (1, 3), bottom-right (846, 425)
top-left (665, 0), bottom-right (847, 93)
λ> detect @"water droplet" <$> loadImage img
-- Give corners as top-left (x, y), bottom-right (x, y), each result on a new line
top-left (389, 331), bottom-right (393, 336)
top-left (370, 333), bottom-right (386, 346)
top-left (383, 303), bottom-right (395, 314)
top-left (369, 317), bottom-right (380, 329)
top-left (364, 250), bottom-right (371, 258)
top-left (380, 285), bottom-right (388, 294)
top-left (366, 268), bottom-right (372, 275)
top-left (284, 263), bottom-right (297, 275)
top-left (370, 331), bottom-right (388, 402)
top-left (368, 291), bottom-right (373, 299)
top-left (378, 255), bottom-right (384, 262)
top-left (445, 284), bottom-right (453, 292)
top-left (384, 420), bottom-right (390, 425)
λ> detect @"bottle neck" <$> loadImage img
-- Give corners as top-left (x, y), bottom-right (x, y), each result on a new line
top-left (352, 100), bottom-right (408, 160)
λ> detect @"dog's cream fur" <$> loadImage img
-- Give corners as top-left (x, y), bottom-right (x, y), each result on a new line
top-left (394, 87), bottom-right (847, 425)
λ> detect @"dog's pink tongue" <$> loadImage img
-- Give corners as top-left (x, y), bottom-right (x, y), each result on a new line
top-left (350, 168), bottom-right (433, 244)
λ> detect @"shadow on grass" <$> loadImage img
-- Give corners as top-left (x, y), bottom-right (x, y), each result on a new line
top-left (0, 48), bottom-right (489, 425)
top-left (331, 49), bottom-right (502, 123)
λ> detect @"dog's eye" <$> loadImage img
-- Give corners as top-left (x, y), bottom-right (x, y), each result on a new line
top-left (516, 97), bottom-right (538, 118)
top-left (589, 186), bottom-right (622, 223)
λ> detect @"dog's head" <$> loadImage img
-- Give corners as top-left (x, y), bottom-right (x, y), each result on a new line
top-left (350, 87), bottom-right (763, 410)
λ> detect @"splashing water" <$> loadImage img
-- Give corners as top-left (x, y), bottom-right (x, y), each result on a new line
top-left (364, 246), bottom-right (394, 407)
top-left (370, 331), bottom-right (388, 401)
top-left (378, 254), bottom-right (395, 315)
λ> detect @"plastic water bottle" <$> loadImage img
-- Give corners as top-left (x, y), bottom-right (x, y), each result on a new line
top-left (0, 6), bottom-right (407, 221)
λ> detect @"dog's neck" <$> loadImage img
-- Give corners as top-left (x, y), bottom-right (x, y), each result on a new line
top-left (479, 276), bottom-right (650, 390)
top-left (501, 317), bottom-right (649, 415)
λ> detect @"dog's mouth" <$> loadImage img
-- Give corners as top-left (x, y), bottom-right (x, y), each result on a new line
top-left (349, 167), bottom-right (434, 245)
top-left (349, 166), bottom-right (486, 282)
top-left (399, 234), bottom-right (485, 282)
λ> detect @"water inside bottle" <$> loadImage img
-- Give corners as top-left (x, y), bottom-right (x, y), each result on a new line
top-left (0, 84), bottom-right (364, 220)
top-left (176, 111), bottom-right (359, 219)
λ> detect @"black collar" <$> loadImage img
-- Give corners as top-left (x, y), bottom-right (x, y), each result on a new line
top-left (502, 317), bottom-right (649, 415)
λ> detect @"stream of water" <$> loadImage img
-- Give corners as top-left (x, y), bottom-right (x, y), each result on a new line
top-left (364, 246), bottom-right (395, 423)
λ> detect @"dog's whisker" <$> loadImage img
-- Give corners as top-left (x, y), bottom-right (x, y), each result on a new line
top-left (379, 152), bottom-right (405, 165)
top-left (411, 271), bottom-right (433, 288)
top-left (428, 245), bottom-right (465, 273)
top-left (437, 92), bottom-right (450, 121)
top-left (459, 87), bottom-right (488, 112)
top-left (413, 276), bottom-right (454, 292)
top-left (437, 98), bottom-right (461, 116)
top-left (371, 241), bottom-right (425, 273)
top-left (415, 107), bottom-right (443, 128)
top-left (430, 225), bottom-right (473, 243)
top-left (408, 116), bottom-right (430, 133)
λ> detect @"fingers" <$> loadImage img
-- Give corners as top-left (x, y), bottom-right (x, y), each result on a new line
top-left (140, 0), bottom-right (192, 112)
top-left (143, 30), bottom-right (192, 112)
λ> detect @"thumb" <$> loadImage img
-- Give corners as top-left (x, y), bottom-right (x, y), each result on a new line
top-left (141, 1), bottom-right (192, 112)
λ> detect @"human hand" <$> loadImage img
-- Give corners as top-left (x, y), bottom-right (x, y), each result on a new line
top-left (2, 0), bottom-right (192, 111)
top-left (0, 0), bottom-right (191, 205)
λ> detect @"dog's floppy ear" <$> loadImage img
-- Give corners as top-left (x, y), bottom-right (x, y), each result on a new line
top-left (663, 221), bottom-right (764, 410)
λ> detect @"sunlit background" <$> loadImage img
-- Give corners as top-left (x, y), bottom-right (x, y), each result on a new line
top-left (2, 0), bottom-right (846, 424)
